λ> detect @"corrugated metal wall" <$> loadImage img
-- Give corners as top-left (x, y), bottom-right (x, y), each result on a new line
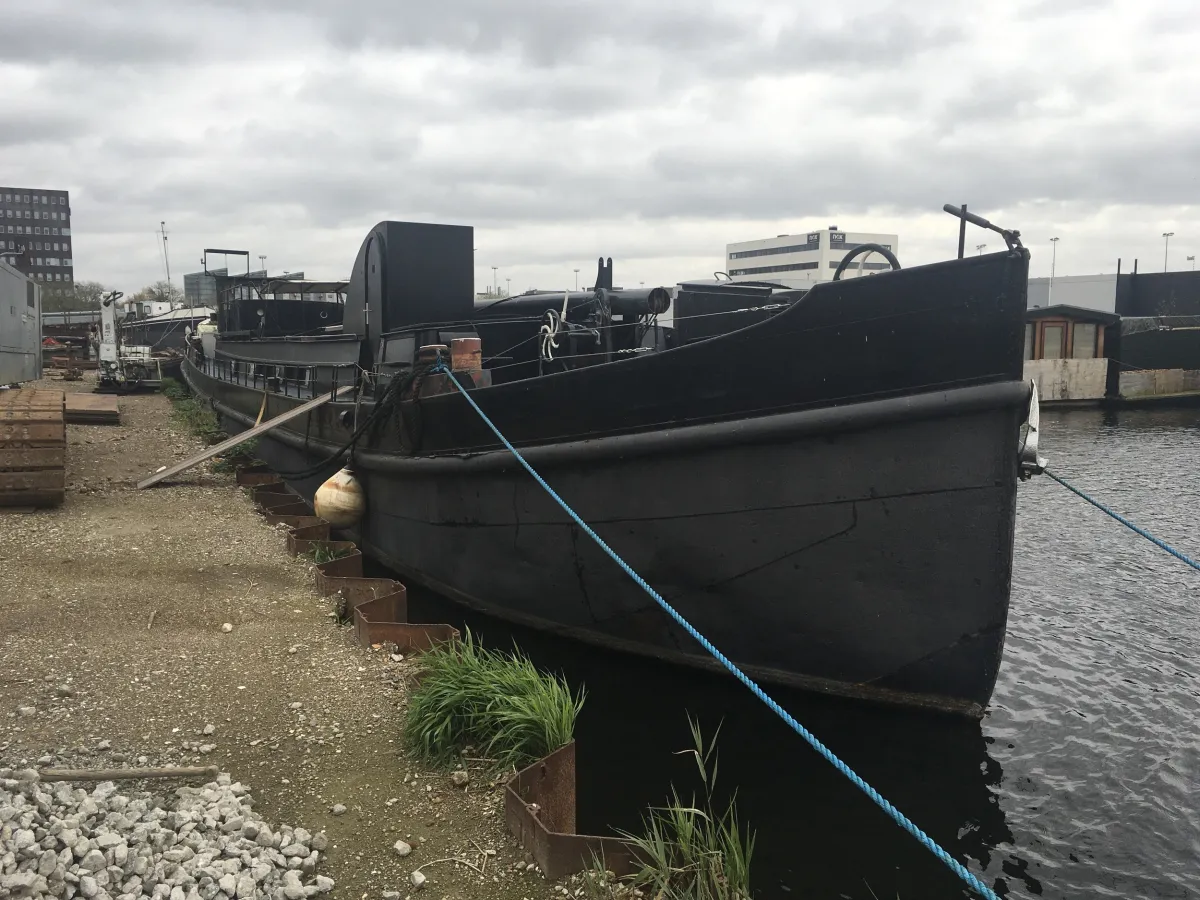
top-left (0, 261), bottom-right (42, 385)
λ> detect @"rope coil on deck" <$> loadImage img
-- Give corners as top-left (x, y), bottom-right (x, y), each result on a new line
top-left (429, 359), bottom-right (1004, 900)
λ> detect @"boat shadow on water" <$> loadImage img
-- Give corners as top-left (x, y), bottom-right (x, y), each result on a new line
top-left (384, 566), bottom-right (1042, 900)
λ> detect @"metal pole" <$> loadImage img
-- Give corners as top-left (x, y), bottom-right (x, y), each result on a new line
top-left (573, 268), bottom-right (580, 290)
top-left (976, 244), bottom-right (986, 256)
top-left (1162, 232), bottom-right (1174, 272)
top-left (1049, 237), bottom-right (1059, 305)
top-left (160, 222), bottom-right (172, 291)
top-left (957, 203), bottom-right (967, 259)
top-left (491, 266), bottom-right (498, 295)
top-left (1188, 255), bottom-right (1196, 271)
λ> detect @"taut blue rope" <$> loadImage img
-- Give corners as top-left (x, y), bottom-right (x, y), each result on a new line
top-left (432, 362), bottom-right (1003, 900)
top-left (1045, 469), bottom-right (1200, 573)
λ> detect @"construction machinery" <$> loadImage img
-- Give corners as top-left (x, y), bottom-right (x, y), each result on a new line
top-left (95, 291), bottom-right (164, 392)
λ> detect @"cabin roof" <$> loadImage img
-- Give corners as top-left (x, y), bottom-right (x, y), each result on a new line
top-left (1025, 304), bottom-right (1120, 325)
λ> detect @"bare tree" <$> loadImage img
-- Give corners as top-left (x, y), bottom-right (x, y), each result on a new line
top-left (129, 280), bottom-right (184, 306)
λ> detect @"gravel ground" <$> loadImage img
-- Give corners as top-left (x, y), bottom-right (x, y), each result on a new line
top-left (1, 375), bottom-right (566, 900)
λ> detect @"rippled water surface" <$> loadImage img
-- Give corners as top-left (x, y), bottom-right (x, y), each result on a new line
top-left (404, 407), bottom-right (1200, 899)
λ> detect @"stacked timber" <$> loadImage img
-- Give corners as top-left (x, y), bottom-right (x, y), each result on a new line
top-left (0, 388), bottom-right (66, 507)
top-left (64, 393), bottom-right (121, 425)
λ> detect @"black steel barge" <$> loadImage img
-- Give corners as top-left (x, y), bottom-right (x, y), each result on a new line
top-left (183, 210), bottom-right (1037, 716)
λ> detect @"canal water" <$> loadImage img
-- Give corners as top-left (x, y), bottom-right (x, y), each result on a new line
top-left (401, 407), bottom-right (1200, 899)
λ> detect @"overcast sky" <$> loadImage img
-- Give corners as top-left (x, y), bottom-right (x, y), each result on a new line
top-left (3, 0), bottom-right (1198, 293)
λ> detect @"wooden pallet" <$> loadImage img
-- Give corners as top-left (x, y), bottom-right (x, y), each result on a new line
top-left (0, 389), bottom-right (66, 507)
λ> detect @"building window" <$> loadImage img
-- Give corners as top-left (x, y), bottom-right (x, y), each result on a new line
top-left (1024, 323), bottom-right (1034, 360)
top-left (4, 210), bottom-right (10, 218)
top-left (1041, 323), bottom-right (1065, 359)
top-left (3, 194), bottom-right (9, 202)
top-left (23, 195), bottom-right (29, 203)
top-left (728, 261), bottom-right (819, 276)
top-left (65, 273), bottom-right (71, 282)
top-left (826, 261), bottom-right (892, 269)
top-left (62, 241), bottom-right (68, 251)
top-left (65, 258), bottom-right (72, 266)
top-left (1072, 323), bottom-right (1098, 359)
top-left (41, 196), bottom-right (47, 203)
top-left (62, 228), bottom-right (70, 236)
top-left (24, 210), bottom-right (29, 218)
top-left (730, 241), bottom-right (819, 260)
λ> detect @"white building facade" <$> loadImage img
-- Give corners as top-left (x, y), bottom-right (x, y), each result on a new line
top-left (725, 227), bottom-right (899, 290)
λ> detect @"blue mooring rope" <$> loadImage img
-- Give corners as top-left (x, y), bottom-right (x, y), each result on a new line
top-left (1045, 469), bottom-right (1200, 572)
top-left (431, 362), bottom-right (1002, 900)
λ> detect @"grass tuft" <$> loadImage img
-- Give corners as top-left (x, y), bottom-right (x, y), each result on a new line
top-left (302, 543), bottom-right (354, 565)
top-left (160, 377), bottom-right (190, 402)
top-left (161, 378), bottom-right (225, 444)
top-left (584, 716), bottom-right (755, 900)
top-left (405, 630), bottom-right (584, 772)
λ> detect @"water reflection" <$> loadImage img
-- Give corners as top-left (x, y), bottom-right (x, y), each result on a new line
top-left (403, 583), bottom-right (1035, 899)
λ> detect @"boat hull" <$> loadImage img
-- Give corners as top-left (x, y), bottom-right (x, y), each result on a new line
top-left (188, 360), bottom-right (1024, 716)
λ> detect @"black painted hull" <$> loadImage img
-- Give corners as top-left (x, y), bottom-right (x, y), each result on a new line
top-left (185, 251), bottom-right (1031, 716)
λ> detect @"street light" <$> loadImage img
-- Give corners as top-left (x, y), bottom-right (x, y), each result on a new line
top-left (976, 243), bottom-right (986, 256)
top-left (573, 268), bottom-right (580, 290)
top-left (1163, 232), bottom-right (1174, 272)
top-left (505, 277), bottom-right (510, 297)
top-left (1188, 255), bottom-right (1196, 271)
top-left (258, 255), bottom-right (266, 276)
top-left (491, 266), bottom-right (498, 296)
top-left (1048, 237), bottom-right (1059, 305)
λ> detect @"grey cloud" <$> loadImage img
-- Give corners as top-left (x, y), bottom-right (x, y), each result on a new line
top-left (0, 112), bottom-right (84, 147)
top-left (2, 5), bottom-right (214, 65)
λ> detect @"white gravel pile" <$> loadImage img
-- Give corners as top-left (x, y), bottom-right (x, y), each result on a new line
top-left (0, 769), bottom-right (333, 900)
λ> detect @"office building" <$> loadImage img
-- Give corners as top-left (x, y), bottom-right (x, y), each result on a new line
top-left (0, 186), bottom-right (74, 301)
top-left (725, 226), bottom-right (899, 290)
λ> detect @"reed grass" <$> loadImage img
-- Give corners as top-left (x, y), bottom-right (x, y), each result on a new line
top-left (405, 630), bottom-right (584, 771)
top-left (584, 717), bottom-right (755, 900)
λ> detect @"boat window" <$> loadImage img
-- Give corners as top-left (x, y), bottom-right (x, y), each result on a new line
top-left (1041, 324), bottom-right (1065, 359)
top-left (1072, 323), bottom-right (1097, 359)
top-left (1023, 323), bottom-right (1034, 360)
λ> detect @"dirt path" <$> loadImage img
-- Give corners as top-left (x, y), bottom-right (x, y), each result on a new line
top-left (1, 376), bottom-right (565, 900)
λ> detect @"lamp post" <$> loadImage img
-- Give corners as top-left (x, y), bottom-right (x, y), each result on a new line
top-left (1188, 255), bottom-right (1196, 271)
top-left (976, 243), bottom-right (986, 256)
top-left (1048, 237), bottom-right (1059, 305)
top-left (573, 268), bottom-right (580, 290)
top-left (505, 277), bottom-right (510, 297)
top-left (491, 266), bottom-right (498, 296)
top-left (1163, 232), bottom-right (1174, 272)
top-left (258, 255), bottom-right (266, 277)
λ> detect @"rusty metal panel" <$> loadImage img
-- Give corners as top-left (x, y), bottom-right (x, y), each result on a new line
top-left (312, 549), bottom-right (364, 587)
top-left (504, 743), bottom-right (637, 880)
top-left (286, 520), bottom-right (331, 551)
top-left (262, 502), bottom-right (311, 524)
top-left (256, 490), bottom-right (304, 510)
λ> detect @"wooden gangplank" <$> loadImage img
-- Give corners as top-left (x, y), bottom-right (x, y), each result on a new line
top-left (137, 386), bottom-right (354, 490)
